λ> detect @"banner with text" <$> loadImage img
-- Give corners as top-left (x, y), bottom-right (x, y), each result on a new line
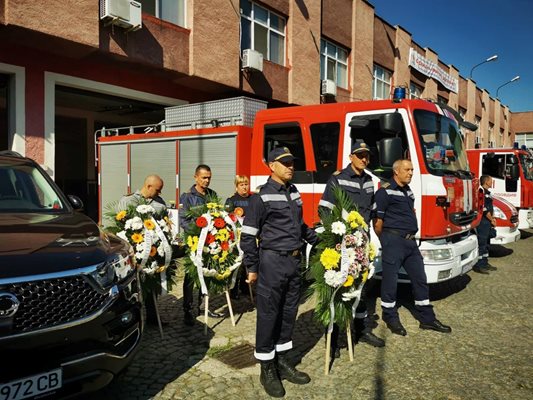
top-left (409, 48), bottom-right (458, 93)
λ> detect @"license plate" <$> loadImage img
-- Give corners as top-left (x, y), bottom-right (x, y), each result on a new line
top-left (0, 369), bottom-right (62, 400)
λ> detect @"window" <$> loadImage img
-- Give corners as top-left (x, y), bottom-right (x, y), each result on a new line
top-left (310, 123), bottom-right (340, 183)
top-left (437, 96), bottom-right (448, 105)
top-left (409, 82), bottom-right (422, 99)
top-left (264, 122), bottom-right (310, 183)
top-left (240, 1), bottom-right (286, 65)
top-left (138, 0), bottom-right (186, 27)
top-left (320, 39), bottom-right (349, 89)
top-left (372, 65), bottom-right (392, 100)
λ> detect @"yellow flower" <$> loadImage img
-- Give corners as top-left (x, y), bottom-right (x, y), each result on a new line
top-left (144, 219), bottom-right (155, 230)
top-left (368, 243), bottom-right (376, 260)
top-left (216, 228), bottom-right (229, 242)
top-left (206, 202), bottom-right (218, 209)
top-left (212, 211), bottom-right (220, 218)
top-left (131, 233), bottom-right (144, 243)
top-left (320, 248), bottom-right (340, 270)
top-left (187, 235), bottom-right (199, 252)
top-left (213, 254), bottom-right (219, 260)
top-left (350, 221), bottom-right (358, 229)
top-left (219, 250), bottom-right (229, 263)
top-left (116, 210), bottom-right (127, 221)
top-left (361, 270), bottom-right (369, 283)
top-left (343, 275), bottom-right (354, 287)
top-left (155, 266), bottom-right (166, 273)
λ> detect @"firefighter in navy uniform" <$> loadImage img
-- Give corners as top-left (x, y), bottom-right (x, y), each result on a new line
top-left (319, 141), bottom-right (385, 355)
top-left (374, 159), bottom-right (451, 336)
top-left (241, 147), bottom-right (318, 398)
top-left (472, 175), bottom-right (497, 274)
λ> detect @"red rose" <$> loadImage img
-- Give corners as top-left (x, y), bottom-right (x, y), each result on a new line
top-left (196, 216), bottom-right (208, 228)
top-left (229, 231), bottom-right (235, 240)
top-left (220, 241), bottom-right (229, 251)
top-left (229, 213), bottom-right (238, 222)
top-left (213, 218), bottom-right (226, 229)
top-left (206, 233), bottom-right (215, 244)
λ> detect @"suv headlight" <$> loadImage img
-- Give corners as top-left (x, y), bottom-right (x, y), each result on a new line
top-left (90, 252), bottom-right (135, 290)
top-left (420, 248), bottom-right (453, 262)
top-left (492, 206), bottom-right (506, 220)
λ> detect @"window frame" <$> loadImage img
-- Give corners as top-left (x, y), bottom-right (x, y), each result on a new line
top-left (240, 1), bottom-right (286, 66)
top-left (138, 0), bottom-right (187, 27)
top-left (320, 38), bottom-right (349, 89)
top-left (409, 82), bottom-right (422, 99)
top-left (372, 65), bottom-right (392, 100)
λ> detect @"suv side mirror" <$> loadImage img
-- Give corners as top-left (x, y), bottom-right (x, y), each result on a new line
top-left (68, 195), bottom-right (84, 210)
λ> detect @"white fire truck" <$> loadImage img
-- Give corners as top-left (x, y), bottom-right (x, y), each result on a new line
top-left (97, 95), bottom-right (481, 283)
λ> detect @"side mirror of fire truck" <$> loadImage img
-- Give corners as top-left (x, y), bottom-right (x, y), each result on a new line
top-left (379, 113), bottom-right (403, 135)
top-left (349, 117), bottom-right (370, 128)
top-left (379, 137), bottom-right (403, 168)
top-left (460, 121), bottom-right (478, 131)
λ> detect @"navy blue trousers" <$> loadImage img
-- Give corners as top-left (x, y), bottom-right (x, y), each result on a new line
top-left (380, 232), bottom-right (435, 324)
top-left (475, 219), bottom-right (491, 268)
top-left (254, 249), bottom-right (301, 361)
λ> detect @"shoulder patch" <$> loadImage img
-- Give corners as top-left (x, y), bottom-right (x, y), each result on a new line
top-left (333, 170), bottom-right (341, 176)
top-left (381, 181), bottom-right (391, 188)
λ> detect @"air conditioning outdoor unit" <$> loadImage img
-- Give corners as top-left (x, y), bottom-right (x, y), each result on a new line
top-left (489, 141), bottom-right (495, 148)
top-left (321, 79), bottom-right (337, 97)
top-left (475, 136), bottom-right (482, 145)
top-left (242, 49), bottom-right (263, 72)
top-left (100, 0), bottom-right (142, 31)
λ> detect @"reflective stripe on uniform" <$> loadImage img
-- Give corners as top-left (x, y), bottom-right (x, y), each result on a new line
top-left (338, 179), bottom-right (360, 189)
top-left (414, 299), bottom-right (430, 306)
top-left (275, 341), bottom-right (293, 352)
top-left (385, 189), bottom-right (405, 197)
top-left (354, 311), bottom-right (367, 319)
top-left (241, 225), bottom-right (259, 236)
top-left (381, 300), bottom-right (396, 308)
top-left (254, 349), bottom-right (276, 361)
top-left (363, 181), bottom-right (374, 189)
top-left (260, 194), bottom-right (287, 202)
top-left (319, 199), bottom-right (334, 209)
top-left (371, 202), bottom-right (377, 210)
top-left (290, 192), bottom-right (301, 200)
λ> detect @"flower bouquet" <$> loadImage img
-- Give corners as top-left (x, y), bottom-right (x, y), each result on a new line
top-left (182, 196), bottom-right (243, 328)
top-left (105, 202), bottom-right (176, 296)
top-left (308, 188), bottom-right (376, 373)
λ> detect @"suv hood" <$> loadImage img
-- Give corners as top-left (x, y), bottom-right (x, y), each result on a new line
top-left (0, 212), bottom-right (110, 278)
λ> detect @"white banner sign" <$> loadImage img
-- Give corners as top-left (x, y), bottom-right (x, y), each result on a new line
top-left (409, 48), bottom-right (458, 93)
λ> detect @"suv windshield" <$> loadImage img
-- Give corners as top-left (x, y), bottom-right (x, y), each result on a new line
top-left (0, 159), bottom-right (65, 212)
top-left (519, 153), bottom-right (533, 181)
top-left (415, 109), bottom-right (469, 176)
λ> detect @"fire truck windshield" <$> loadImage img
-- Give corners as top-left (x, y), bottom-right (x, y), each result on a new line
top-left (414, 110), bottom-right (469, 176)
top-left (519, 154), bottom-right (533, 181)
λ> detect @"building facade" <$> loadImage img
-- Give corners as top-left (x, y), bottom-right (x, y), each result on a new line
top-left (1, 0), bottom-right (531, 219)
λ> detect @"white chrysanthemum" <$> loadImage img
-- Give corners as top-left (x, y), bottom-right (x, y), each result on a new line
top-left (157, 219), bottom-right (167, 227)
top-left (324, 270), bottom-right (346, 287)
top-left (353, 230), bottom-right (364, 246)
top-left (345, 247), bottom-right (356, 264)
top-left (135, 243), bottom-right (145, 252)
top-left (331, 221), bottom-right (346, 236)
top-left (134, 251), bottom-right (143, 260)
top-left (136, 204), bottom-right (155, 214)
top-left (157, 243), bottom-right (165, 257)
top-left (116, 230), bottom-right (128, 241)
top-left (130, 216), bottom-right (143, 230)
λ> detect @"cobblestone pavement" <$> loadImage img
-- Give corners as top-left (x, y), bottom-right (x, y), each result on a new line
top-left (94, 230), bottom-right (533, 400)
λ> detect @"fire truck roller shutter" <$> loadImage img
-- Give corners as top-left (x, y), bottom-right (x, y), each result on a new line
top-left (131, 141), bottom-right (177, 206)
top-left (100, 144), bottom-right (128, 227)
top-left (179, 136), bottom-right (237, 201)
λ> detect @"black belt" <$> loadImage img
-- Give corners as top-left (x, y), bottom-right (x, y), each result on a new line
top-left (264, 249), bottom-right (301, 257)
top-left (383, 228), bottom-right (417, 240)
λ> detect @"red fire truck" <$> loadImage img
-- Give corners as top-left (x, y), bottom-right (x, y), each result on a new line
top-left (467, 147), bottom-right (533, 229)
top-left (491, 195), bottom-right (521, 244)
top-left (97, 95), bottom-right (480, 283)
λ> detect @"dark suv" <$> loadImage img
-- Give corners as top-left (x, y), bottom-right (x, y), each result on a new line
top-left (0, 151), bottom-right (142, 399)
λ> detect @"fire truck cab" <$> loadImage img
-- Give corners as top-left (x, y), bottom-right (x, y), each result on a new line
top-left (97, 96), bottom-right (480, 284)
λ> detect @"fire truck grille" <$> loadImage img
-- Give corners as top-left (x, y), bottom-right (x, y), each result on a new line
top-left (510, 215), bottom-right (519, 224)
top-left (450, 211), bottom-right (478, 226)
top-left (2, 276), bottom-right (109, 335)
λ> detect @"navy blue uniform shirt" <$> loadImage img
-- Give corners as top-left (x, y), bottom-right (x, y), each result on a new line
top-left (240, 177), bottom-right (318, 272)
top-left (179, 185), bottom-right (217, 232)
top-left (375, 179), bottom-right (418, 235)
top-left (481, 187), bottom-right (493, 220)
top-left (319, 164), bottom-right (376, 223)
top-left (225, 193), bottom-right (251, 213)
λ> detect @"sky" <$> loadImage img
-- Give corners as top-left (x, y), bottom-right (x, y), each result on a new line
top-left (371, 0), bottom-right (533, 112)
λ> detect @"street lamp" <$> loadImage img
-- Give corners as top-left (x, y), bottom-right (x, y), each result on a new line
top-left (496, 76), bottom-right (520, 98)
top-left (469, 54), bottom-right (498, 79)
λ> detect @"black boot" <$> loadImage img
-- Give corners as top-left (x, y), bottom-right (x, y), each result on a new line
top-left (277, 352), bottom-right (311, 385)
top-left (354, 318), bottom-right (385, 347)
top-left (260, 361), bottom-right (285, 397)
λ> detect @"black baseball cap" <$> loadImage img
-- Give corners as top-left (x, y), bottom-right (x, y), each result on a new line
top-left (267, 147), bottom-right (295, 163)
top-left (351, 141), bottom-right (371, 154)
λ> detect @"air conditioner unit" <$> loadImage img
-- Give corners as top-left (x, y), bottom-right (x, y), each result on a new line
top-left (489, 141), bottom-right (495, 148)
top-left (242, 49), bottom-right (263, 72)
top-left (100, 0), bottom-right (142, 31)
top-left (321, 79), bottom-right (337, 97)
top-left (475, 136), bottom-right (482, 144)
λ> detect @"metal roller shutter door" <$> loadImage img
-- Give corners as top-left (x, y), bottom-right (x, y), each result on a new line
top-left (179, 136), bottom-right (236, 201)
top-left (130, 141), bottom-right (176, 204)
top-left (100, 143), bottom-right (128, 226)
